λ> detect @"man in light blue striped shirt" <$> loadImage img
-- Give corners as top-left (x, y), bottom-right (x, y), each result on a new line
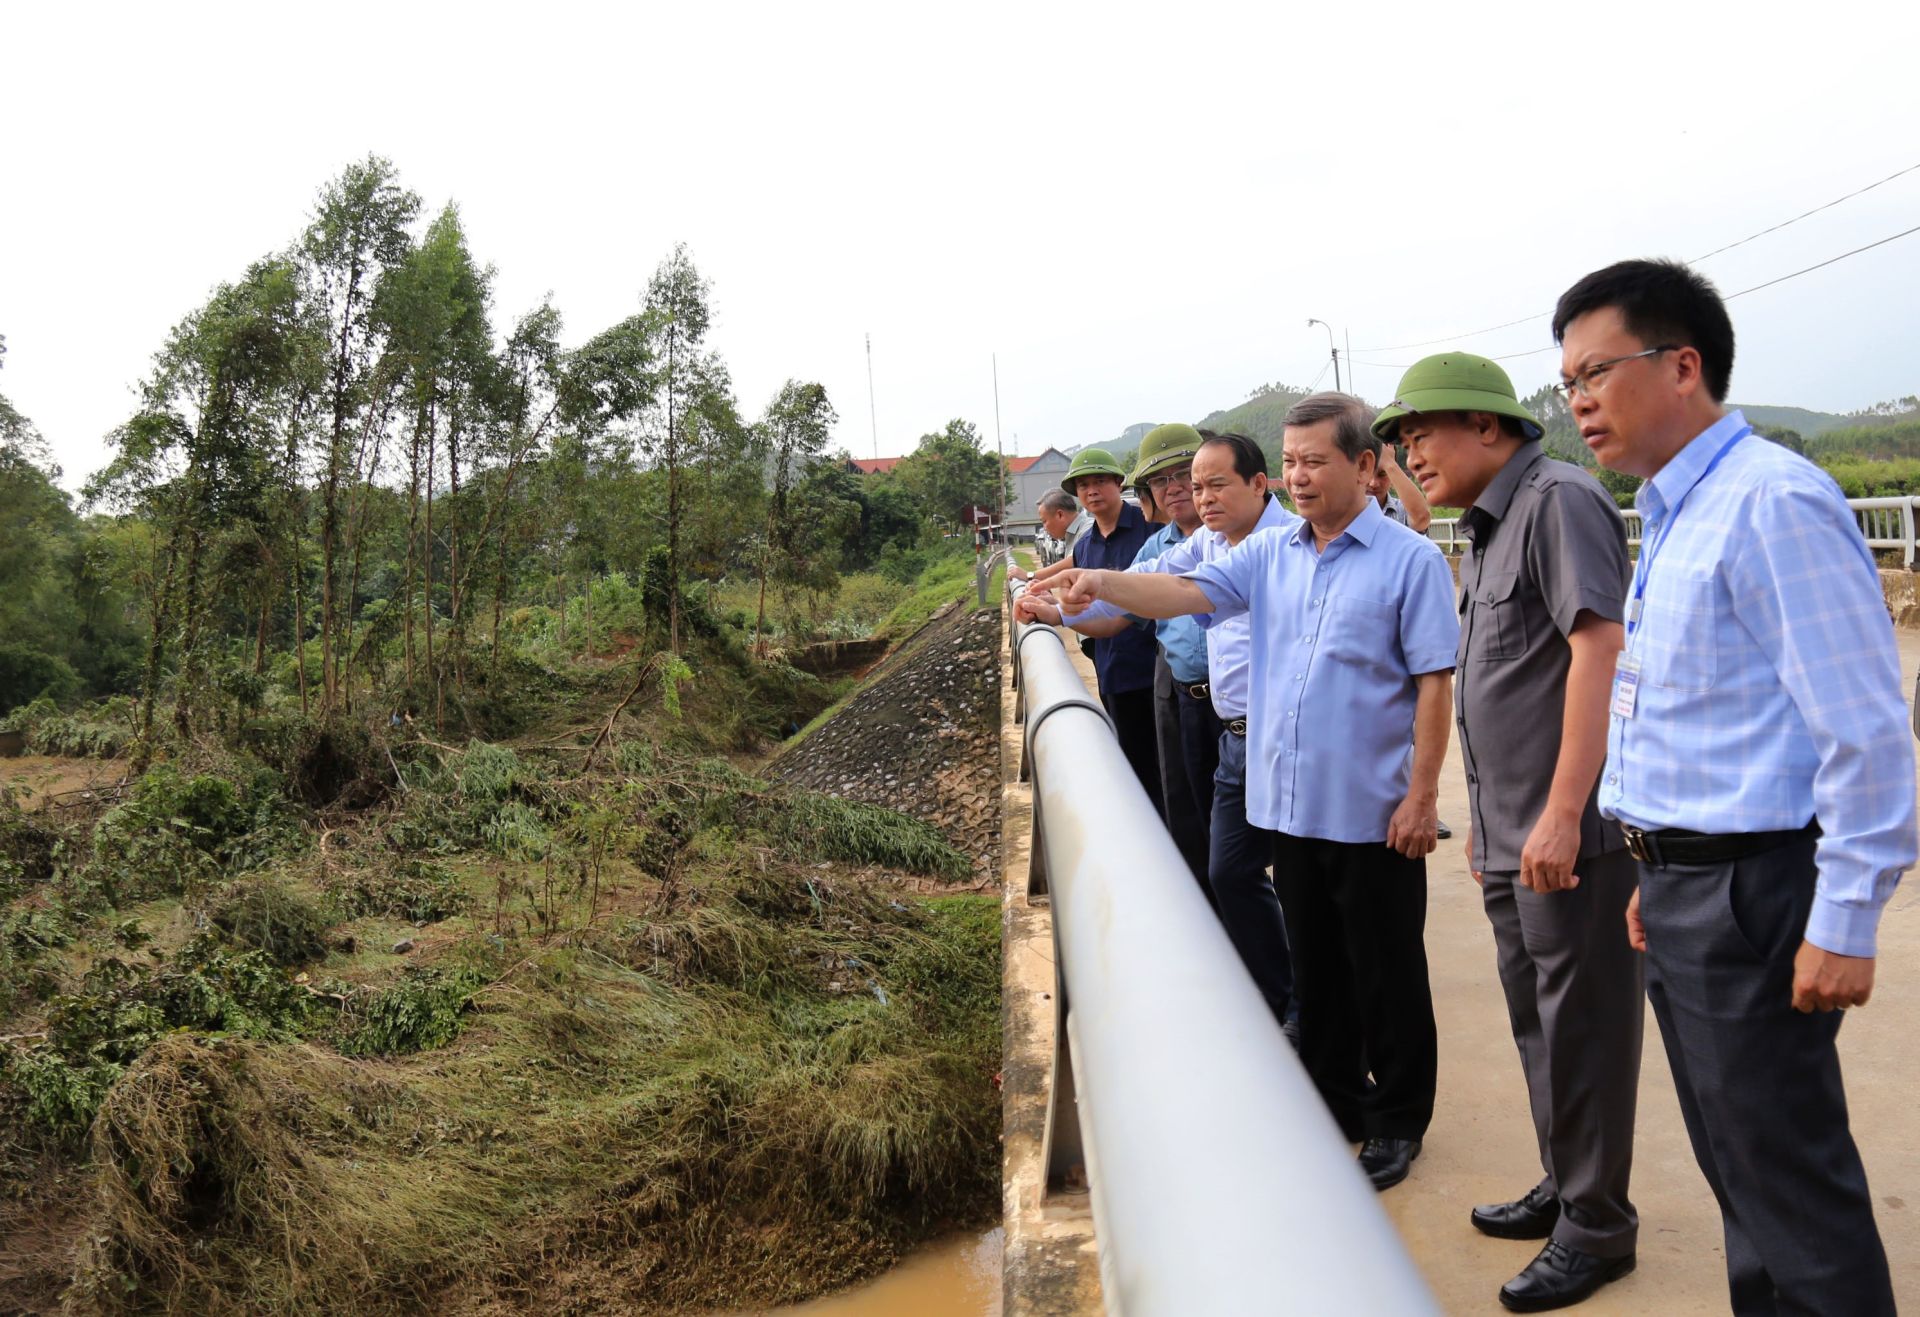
top-left (1559, 258), bottom-right (1912, 1316)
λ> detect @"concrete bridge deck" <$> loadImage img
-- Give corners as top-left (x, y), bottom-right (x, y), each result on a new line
top-left (1002, 615), bottom-right (1920, 1314)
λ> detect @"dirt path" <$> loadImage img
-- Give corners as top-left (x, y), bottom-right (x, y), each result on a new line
top-left (0, 756), bottom-right (125, 812)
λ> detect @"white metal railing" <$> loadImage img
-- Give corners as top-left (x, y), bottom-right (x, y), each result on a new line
top-left (1007, 580), bottom-right (1437, 1316)
top-left (1429, 496), bottom-right (1920, 567)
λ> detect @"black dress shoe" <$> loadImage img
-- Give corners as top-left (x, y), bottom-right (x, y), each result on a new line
top-left (1471, 1183), bottom-right (1560, 1239)
top-left (1498, 1240), bottom-right (1635, 1312)
top-left (1357, 1137), bottom-right (1421, 1191)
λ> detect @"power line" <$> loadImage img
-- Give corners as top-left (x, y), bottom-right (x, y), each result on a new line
top-left (1690, 160), bottom-right (1920, 263)
top-left (1723, 220), bottom-right (1920, 299)
top-left (1350, 218), bottom-right (1920, 372)
top-left (1349, 157), bottom-right (1920, 353)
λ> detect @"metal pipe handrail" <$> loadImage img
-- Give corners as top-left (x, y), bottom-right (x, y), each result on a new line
top-left (1427, 494), bottom-right (1920, 567)
top-left (1007, 582), bottom-right (1437, 1315)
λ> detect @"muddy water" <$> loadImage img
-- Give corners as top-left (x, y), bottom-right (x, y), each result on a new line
top-left (742, 1229), bottom-right (1002, 1317)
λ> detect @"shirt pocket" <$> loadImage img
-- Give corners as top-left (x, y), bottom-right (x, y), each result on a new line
top-left (1638, 570), bottom-right (1718, 692)
top-left (1322, 595), bottom-right (1400, 676)
top-left (1469, 569), bottom-right (1526, 662)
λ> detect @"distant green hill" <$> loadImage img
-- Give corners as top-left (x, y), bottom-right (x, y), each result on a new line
top-left (1735, 404), bottom-right (1853, 436)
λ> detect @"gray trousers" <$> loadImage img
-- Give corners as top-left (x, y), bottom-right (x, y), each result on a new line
top-left (1481, 848), bottom-right (1643, 1258)
top-left (1637, 833), bottom-right (1894, 1315)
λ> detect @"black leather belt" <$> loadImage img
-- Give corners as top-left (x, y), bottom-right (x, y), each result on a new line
top-left (1621, 821), bottom-right (1817, 868)
top-left (1225, 718), bottom-right (1248, 736)
top-left (1180, 682), bottom-right (1210, 701)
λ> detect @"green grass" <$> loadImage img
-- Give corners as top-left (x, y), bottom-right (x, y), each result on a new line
top-left (877, 552), bottom-right (1001, 640)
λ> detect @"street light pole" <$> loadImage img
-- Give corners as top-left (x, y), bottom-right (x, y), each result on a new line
top-left (1306, 318), bottom-right (1340, 392)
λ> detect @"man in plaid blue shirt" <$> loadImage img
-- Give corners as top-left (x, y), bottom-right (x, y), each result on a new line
top-left (1558, 259), bottom-right (1913, 1316)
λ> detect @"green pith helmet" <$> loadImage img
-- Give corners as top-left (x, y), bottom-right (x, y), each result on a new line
top-left (1372, 352), bottom-right (1545, 441)
top-left (1130, 423), bottom-right (1203, 487)
top-left (1061, 447), bottom-right (1129, 494)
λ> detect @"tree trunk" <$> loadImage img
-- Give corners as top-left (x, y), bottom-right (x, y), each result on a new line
top-left (134, 537), bottom-right (181, 773)
top-left (446, 411), bottom-right (467, 699)
top-left (173, 520), bottom-right (207, 744)
top-left (666, 331), bottom-right (681, 655)
top-left (404, 405), bottom-right (424, 686)
top-left (424, 403), bottom-right (440, 732)
top-left (319, 257), bottom-right (366, 718)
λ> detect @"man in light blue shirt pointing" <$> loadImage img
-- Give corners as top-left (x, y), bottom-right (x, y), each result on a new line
top-left (1559, 258), bottom-right (1913, 1316)
top-left (1023, 431), bottom-right (1304, 1032)
top-left (1052, 393), bottom-right (1459, 1193)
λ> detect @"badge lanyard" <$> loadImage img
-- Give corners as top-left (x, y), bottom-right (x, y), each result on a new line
top-left (1624, 424), bottom-right (1750, 637)
top-left (1614, 424), bottom-right (1748, 723)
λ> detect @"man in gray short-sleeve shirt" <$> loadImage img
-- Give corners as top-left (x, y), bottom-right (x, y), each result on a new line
top-left (1385, 353), bottom-right (1644, 1314)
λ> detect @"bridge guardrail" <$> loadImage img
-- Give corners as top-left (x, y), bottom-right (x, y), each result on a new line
top-left (1429, 495), bottom-right (1920, 566)
top-left (1007, 578), bottom-right (1438, 1316)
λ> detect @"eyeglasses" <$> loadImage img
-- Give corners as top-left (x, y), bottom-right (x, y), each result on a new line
top-left (1554, 345), bottom-right (1677, 401)
top-left (1145, 464), bottom-right (1194, 493)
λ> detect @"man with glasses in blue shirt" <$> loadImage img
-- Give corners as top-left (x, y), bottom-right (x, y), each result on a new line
top-left (1558, 258), bottom-right (1912, 1316)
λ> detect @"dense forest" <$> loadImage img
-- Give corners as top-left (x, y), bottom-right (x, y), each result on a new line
top-left (0, 153), bottom-right (1006, 725)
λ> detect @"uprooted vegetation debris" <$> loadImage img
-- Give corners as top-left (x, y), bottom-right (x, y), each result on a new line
top-left (0, 723), bottom-right (999, 1314)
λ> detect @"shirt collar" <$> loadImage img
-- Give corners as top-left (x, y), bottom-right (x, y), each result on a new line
top-left (1287, 493), bottom-right (1385, 549)
top-left (1090, 501), bottom-right (1146, 542)
top-left (1144, 519), bottom-right (1190, 550)
top-left (1639, 410), bottom-right (1748, 522)
top-left (1462, 443), bottom-right (1545, 544)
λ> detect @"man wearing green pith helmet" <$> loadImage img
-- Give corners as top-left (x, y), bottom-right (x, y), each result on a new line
top-left (1385, 353), bottom-right (1642, 1313)
top-left (1046, 447), bottom-right (1165, 813)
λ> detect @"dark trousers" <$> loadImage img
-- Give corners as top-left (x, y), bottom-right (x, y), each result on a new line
top-left (1209, 731), bottom-right (1291, 1023)
top-left (1637, 834), bottom-right (1894, 1315)
top-left (1177, 689), bottom-right (1222, 845)
top-left (1273, 832), bottom-right (1436, 1142)
top-left (1152, 655), bottom-right (1210, 890)
top-left (1482, 848), bottom-right (1644, 1258)
top-left (1100, 685), bottom-right (1163, 817)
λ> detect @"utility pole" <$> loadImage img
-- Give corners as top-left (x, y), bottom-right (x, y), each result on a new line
top-left (865, 332), bottom-right (878, 459)
top-left (1307, 318), bottom-right (1341, 393)
top-left (1345, 328), bottom-right (1355, 400)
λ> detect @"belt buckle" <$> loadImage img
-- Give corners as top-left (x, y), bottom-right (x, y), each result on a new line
top-left (1227, 717), bottom-right (1248, 736)
top-left (1623, 825), bottom-right (1662, 868)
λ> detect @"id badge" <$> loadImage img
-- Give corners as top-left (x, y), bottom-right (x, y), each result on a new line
top-left (1611, 653), bottom-right (1642, 719)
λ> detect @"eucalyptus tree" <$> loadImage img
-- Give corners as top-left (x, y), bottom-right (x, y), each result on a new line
top-left (751, 381), bottom-right (836, 651)
top-left (554, 309), bottom-right (659, 594)
top-left (301, 155), bottom-right (420, 714)
top-left (461, 301), bottom-right (566, 680)
top-left (372, 204), bottom-right (492, 721)
top-left (90, 257), bottom-right (314, 758)
top-left (640, 244), bottom-right (724, 653)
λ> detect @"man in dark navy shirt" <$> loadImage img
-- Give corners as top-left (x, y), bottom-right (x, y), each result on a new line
top-left (1059, 447), bottom-right (1163, 813)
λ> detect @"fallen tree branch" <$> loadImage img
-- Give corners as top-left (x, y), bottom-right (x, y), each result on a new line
top-left (579, 656), bottom-right (664, 775)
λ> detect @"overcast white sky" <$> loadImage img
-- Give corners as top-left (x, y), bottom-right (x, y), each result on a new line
top-left (4, 1), bottom-right (1918, 488)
